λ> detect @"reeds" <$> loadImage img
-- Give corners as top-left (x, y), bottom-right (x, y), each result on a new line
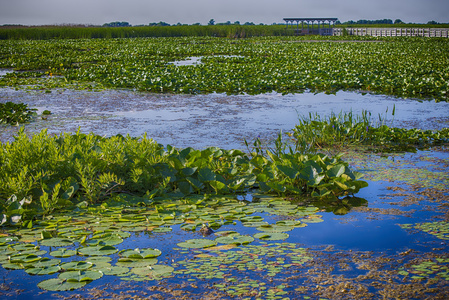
top-left (0, 25), bottom-right (292, 40)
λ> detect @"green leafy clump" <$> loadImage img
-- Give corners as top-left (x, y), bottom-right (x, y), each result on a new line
top-left (0, 129), bottom-right (367, 225)
top-left (0, 102), bottom-right (37, 125)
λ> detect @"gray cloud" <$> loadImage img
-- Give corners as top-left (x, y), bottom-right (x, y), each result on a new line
top-left (0, 0), bottom-right (447, 25)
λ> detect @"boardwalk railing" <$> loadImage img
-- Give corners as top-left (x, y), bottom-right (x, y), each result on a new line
top-left (333, 27), bottom-right (449, 38)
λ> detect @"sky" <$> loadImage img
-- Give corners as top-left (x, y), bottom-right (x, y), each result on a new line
top-left (0, 0), bottom-right (448, 26)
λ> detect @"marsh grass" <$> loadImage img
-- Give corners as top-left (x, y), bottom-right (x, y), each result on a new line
top-left (0, 25), bottom-right (291, 40)
top-left (292, 108), bottom-right (449, 153)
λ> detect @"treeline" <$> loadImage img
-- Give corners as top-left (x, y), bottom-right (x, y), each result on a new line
top-left (340, 19), bottom-right (448, 27)
top-left (0, 24), bottom-right (291, 40)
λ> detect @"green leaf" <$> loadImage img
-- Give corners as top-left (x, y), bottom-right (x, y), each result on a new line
top-left (277, 165), bottom-right (298, 179)
top-left (198, 168), bottom-right (216, 182)
top-left (59, 270), bottom-right (103, 282)
top-left (177, 238), bottom-right (217, 249)
top-left (38, 278), bottom-right (87, 291)
top-left (327, 164), bottom-right (345, 178)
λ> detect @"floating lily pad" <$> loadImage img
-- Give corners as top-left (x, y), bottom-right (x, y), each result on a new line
top-left (116, 258), bottom-right (158, 268)
top-left (59, 270), bottom-right (103, 281)
top-left (242, 221), bottom-right (270, 228)
top-left (38, 278), bottom-right (87, 291)
top-left (60, 261), bottom-right (93, 271)
top-left (215, 235), bottom-right (254, 245)
top-left (119, 248), bottom-right (162, 259)
top-left (131, 264), bottom-right (174, 278)
top-left (40, 237), bottom-right (75, 247)
top-left (50, 248), bottom-right (77, 258)
top-left (177, 239), bottom-right (217, 249)
top-left (26, 265), bottom-right (61, 275)
top-left (256, 224), bottom-right (294, 232)
top-left (254, 232), bottom-right (290, 241)
top-left (96, 265), bottom-right (130, 276)
top-left (78, 245), bottom-right (118, 256)
top-left (152, 226), bottom-right (172, 233)
top-left (32, 258), bottom-right (61, 267)
top-left (85, 233), bottom-right (124, 246)
top-left (2, 262), bottom-right (25, 270)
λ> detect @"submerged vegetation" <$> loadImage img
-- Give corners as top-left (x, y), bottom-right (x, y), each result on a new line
top-left (0, 36), bottom-right (448, 101)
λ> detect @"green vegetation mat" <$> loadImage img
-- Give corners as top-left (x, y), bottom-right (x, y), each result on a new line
top-left (1, 36), bottom-right (448, 101)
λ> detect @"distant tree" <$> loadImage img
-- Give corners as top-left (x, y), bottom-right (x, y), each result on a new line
top-left (103, 22), bottom-right (130, 27)
top-left (234, 21), bottom-right (240, 25)
top-left (192, 23), bottom-right (201, 26)
top-left (208, 19), bottom-right (215, 25)
top-left (244, 22), bottom-right (255, 25)
top-left (394, 19), bottom-right (404, 24)
top-left (427, 20), bottom-right (439, 25)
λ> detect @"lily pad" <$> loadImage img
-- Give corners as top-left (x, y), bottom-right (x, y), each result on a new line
top-left (78, 245), bottom-right (118, 256)
top-left (50, 248), bottom-right (77, 258)
top-left (131, 264), bottom-right (174, 278)
top-left (256, 224), bottom-right (294, 232)
top-left (26, 265), bottom-right (61, 275)
top-left (119, 248), bottom-right (162, 259)
top-left (215, 235), bottom-right (254, 245)
top-left (96, 265), bottom-right (130, 276)
top-left (254, 232), bottom-right (290, 241)
top-left (116, 258), bottom-right (158, 268)
top-left (177, 238), bottom-right (217, 249)
top-left (40, 237), bottom-right (75, 247)
top-left (60, 261), bottom-right (93, 271)
top-left (38, 278), bottom-right (87, 291)
top-left (59, 270), bottom-right (103, 281)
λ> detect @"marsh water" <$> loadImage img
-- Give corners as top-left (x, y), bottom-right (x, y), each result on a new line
top-left (1, 88), bottom-right (448, 148)
top-left (0, 88), bottom-right (448, 299)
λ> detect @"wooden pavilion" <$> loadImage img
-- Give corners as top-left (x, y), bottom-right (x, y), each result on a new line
top-left (283, 18), bottom-right (338, 36)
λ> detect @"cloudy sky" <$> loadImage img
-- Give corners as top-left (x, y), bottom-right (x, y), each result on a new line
top-left (0, 0), bottom-right (447, 26)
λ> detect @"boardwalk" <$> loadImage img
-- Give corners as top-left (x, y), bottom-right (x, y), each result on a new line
top-left (333, 27), bottom-right (449, 38)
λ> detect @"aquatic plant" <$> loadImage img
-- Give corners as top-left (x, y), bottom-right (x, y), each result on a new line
top-left (0, 37), bottom-right (448, 101)
top-left (292, 110), bottom-right (449, 152)
top-left (0, 102), bottom-right (36, 125)
top-left (0, 129), bottom-right (366, 225)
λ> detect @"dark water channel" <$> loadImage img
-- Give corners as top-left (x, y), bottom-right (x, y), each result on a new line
top-left (0, 88), bottom-right (448, 299)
